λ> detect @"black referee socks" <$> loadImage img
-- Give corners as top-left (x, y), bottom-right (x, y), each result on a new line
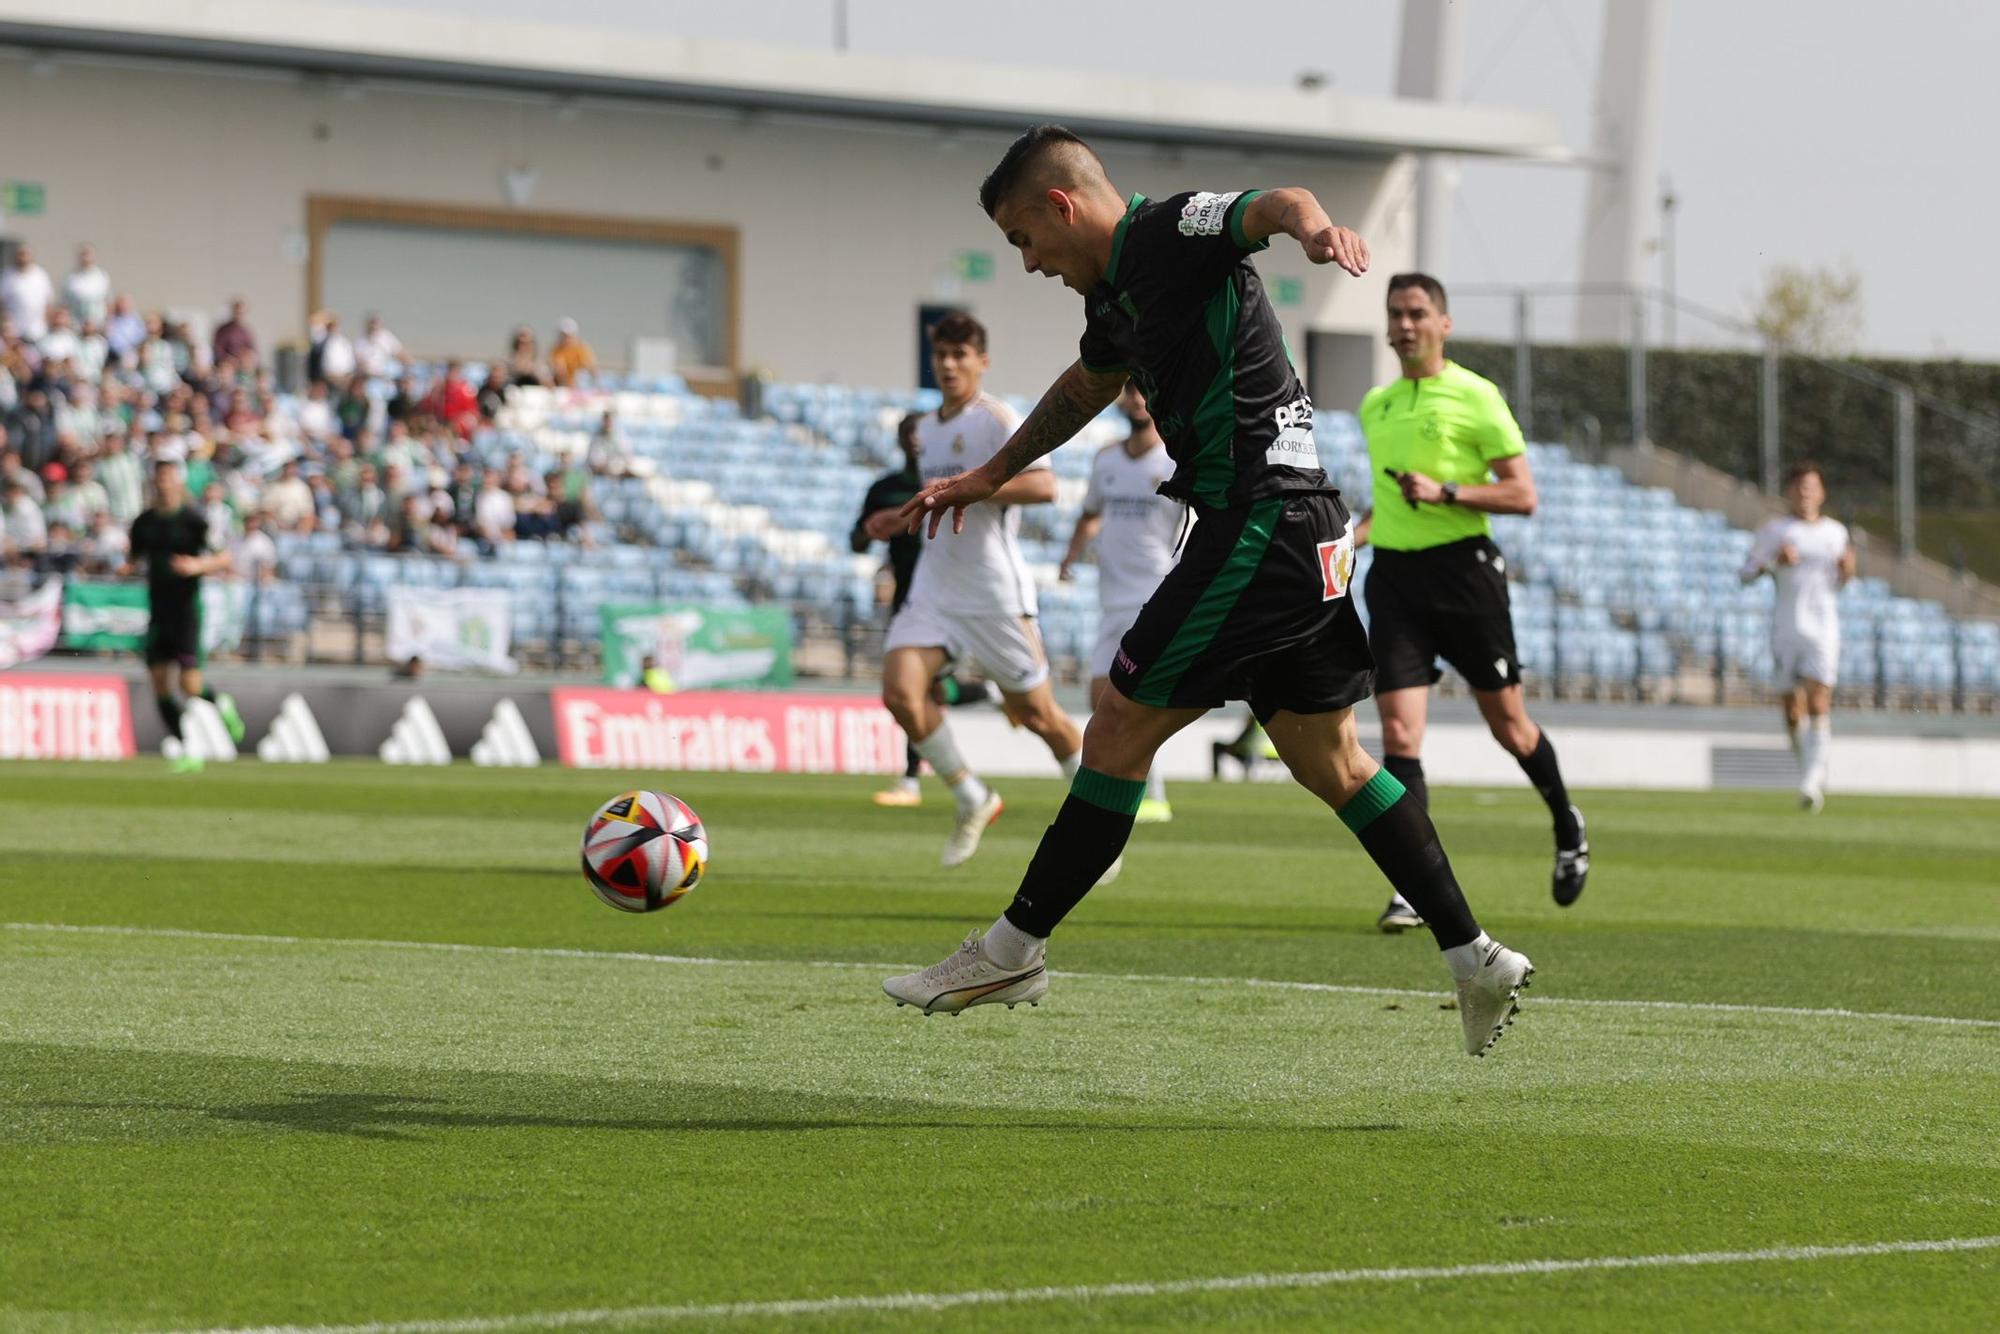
top-left (155, 695), bottom-right (183, 741)
top-left (1339, 769), bottom-right (1481, 951)
top-left (1517, 730), bottom-right (1581, 846)
top-left (1382, 753), bottom-right (1429, 811)
top-left (1003, 767), bottom-right (1140, 938)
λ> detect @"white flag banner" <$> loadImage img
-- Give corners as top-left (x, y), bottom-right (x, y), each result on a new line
top-left (385, 587), bottom-right (516, 674)
top-left (0, 579), bottom-right (65, 671)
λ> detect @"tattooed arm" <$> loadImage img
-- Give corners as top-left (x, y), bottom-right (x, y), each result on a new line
top-left (899, 360), bottom-right (1126, 538)
top-left (1240, 189), bottom-right (1369, 275)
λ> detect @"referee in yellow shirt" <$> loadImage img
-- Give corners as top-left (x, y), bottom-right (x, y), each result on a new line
top-left (1356, 273), bottom-right (1588, 927)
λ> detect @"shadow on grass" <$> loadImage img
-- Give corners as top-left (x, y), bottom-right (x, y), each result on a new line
top-left (758, 909), bottom-right (1374, 937)
top-left (42, 1091), bottom-right (1404, 1142)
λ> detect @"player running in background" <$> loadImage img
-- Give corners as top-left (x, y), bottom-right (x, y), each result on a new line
top-left (886, 126), bottom-right (1532, 1057)
top-left (1356, 273), bottom-right (1587, 928)
top-left (1740, 462), bottom-right (1854, 811)
top-left (853, 411), bottom-right (1001, 807)
top-left (124, 459), bottom-right (243, 772)
top-left (878, 311), bottom-right (1090, 868)
top-left (1059, 382), bottom-right (1181, 822)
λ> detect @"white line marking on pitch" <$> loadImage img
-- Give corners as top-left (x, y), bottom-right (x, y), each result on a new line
top-left (157, 1235), bottom-right (2000, 1333)
top-left (6, 920), bottom-right (1998, 1031)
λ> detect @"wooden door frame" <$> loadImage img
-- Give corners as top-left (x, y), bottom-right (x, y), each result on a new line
top-left (306, 195), bottom-right (740, 396)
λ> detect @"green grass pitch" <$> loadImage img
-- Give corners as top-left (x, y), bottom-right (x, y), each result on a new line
top-left (1, 761), bottom-right (1996, 1332)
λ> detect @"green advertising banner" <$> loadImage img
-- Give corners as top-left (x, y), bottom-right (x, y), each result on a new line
top-left (61, 581), bottom-right (248, 658)
top-left (599, 603), bottom-right (794, 690)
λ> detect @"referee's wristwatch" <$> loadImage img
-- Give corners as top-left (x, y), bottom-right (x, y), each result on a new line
top-left (1440, 481), bottom-right (1460, 505)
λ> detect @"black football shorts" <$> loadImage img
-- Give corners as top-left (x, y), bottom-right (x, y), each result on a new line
top-left (1109, 492), bottom-right (1374, 722)
top-left (1363, 535), bottom-right (1522, 694)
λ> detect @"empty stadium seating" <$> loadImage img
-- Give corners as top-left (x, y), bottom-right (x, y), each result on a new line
top-left (254, 369), bottom-right (1995, 706)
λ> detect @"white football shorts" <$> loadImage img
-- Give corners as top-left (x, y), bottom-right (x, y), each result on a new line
top-left (885, 601), bottom-right (1050, 695)
top-left (1090, 603), bottom-right (1147, 681)
top-left (1772, 629), bottom-right (1839, 687)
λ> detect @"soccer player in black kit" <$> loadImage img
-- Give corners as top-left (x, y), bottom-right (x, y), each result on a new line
top-left (126, 459), bottom-right (243, 771)
top-left (882, 125), bottom-right (1534, 1057)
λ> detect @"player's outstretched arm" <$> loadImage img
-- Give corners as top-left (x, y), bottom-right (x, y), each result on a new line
top-left (901, 360), bottom-right (1124, 538)
top-left (1060, 510), bottom-right (1104, 580)
top-left (1241, 189), bottom-right (1369, 276)
top-left (989, 468), bottom-right (1059, 507)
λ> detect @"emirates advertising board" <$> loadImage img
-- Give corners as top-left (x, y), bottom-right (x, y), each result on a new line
top-left (0, 673), bottom-right (136, 760)
top-left (551, 687), bottom-right (904, 773)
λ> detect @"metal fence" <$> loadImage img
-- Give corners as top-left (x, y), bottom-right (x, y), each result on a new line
top-left (1447, 284), bottom-right (2000, 569)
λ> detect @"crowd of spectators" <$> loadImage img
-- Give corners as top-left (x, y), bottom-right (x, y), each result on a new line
top-left (0, 239), bottom-right (617, 588)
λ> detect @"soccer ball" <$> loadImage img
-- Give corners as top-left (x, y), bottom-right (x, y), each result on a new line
top-left (580, 790), bottom-right (708, 913)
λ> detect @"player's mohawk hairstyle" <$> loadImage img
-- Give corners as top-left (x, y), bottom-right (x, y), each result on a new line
top-left (980, 123), bottom-right (1099, 217)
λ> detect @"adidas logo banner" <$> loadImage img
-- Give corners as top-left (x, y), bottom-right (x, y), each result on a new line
top-left (379, 696), bottom-right (453, 765)
top-left (258, 693), bottom-right (330, 763)
top-left (162, 697), bottom-right (238, 763)
top-left (471, 698), bottom-right (541, 767)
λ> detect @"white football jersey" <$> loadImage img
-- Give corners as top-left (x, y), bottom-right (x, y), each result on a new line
top-left (905, 393), bottom-right (1044, 618)
top-left (1083, 439), bottom-right (1183, 611)
top-left (1744, 515), bottom-right (1849, 641)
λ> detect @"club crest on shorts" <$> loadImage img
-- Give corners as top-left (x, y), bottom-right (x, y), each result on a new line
top-left (1317, 534), bottom-right (1356, 602)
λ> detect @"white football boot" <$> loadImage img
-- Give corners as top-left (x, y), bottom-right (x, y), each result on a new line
top-left (884, 931), bottom-right (1048, 1014)
top-left (941, 790), bottom-right (1004, 868)
top-left (1456, 940), bottom-right (1534, 1057)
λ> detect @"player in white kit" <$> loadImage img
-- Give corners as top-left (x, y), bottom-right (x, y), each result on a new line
top-left (1739, 462), bottom-right (1855, 811)
top-left (881, 312), bottom-right (1089, 867)
top-left (1060, 383), bottom-right (1183, 822)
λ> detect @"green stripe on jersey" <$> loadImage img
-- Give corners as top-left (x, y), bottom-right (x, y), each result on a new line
top-left (1131, 497), bottom-right (1280, 706)
top-left (1104, 192), bottom-right (1147, 288)
top-left (1188, 279), bottom-right (1242, 508)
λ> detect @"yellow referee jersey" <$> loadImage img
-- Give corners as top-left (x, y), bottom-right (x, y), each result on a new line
top-left (1359, 360), bottom-right (1525, 551)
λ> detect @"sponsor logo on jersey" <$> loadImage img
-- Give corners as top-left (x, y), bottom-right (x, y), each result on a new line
top-left (1177, 191), bottom-right (1242, 237)
top-left (1268, 396), bottom-right (1320, 469)
top-left (1317, 533), bottom-right (1356, 602)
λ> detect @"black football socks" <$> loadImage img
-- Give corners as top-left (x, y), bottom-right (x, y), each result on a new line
top-left (1517, 730), bottom-right (1582, 846)
top-left (1339, 768), bottom-right (1480, 951)
top-left (1001, 767), bottom-right (1139, 938)
top-left (1382, 752), bottom-right (1429, 811)
top-left (156, 694), bottom-right (184, 741)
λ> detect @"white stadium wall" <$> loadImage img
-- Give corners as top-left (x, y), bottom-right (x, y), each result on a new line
top-left (0, 51), bottom-right (1411, 396)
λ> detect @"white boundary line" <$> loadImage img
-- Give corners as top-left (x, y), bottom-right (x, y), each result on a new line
top-left (6, 920), bottom-right (1999, 1031)
top-left (159, 1236), bottom-right (2000, 1333)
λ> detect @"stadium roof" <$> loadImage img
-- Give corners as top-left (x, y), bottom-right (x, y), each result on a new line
top-left (0, 0), bottom-right (1569, 162)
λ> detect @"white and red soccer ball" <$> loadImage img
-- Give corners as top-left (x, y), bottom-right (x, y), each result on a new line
top-left (581, 790), bottom-right (709, 913)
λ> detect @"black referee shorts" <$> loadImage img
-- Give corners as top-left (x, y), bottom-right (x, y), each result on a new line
top-left (1109, 492), bottom-right (1374, 722)
top-left (1363, 535), bottom-right (1521, 694)
top-left (144, 605), bottom-right (201, 669)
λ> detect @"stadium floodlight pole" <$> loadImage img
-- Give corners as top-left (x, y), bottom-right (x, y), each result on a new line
top-left (1627, 288), bottom-right (1648, 446)
top-left (1660, 176), bottom-right (1679, 347)
top-left (1895, 386), bottom-right (1917, 560)
top-left (1761, 342), bottom-right (1781, 497)
top-left (1513, 290), bottom-right (1533, 432)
